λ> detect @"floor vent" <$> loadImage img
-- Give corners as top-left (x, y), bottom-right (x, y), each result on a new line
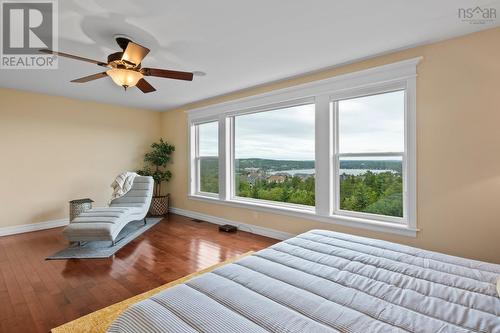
top-left (219, 224), bottom-right (237, 233)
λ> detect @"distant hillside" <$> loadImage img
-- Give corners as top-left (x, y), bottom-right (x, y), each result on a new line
top-left (340, 160), bottom-right (402, 173)
top-left (235, 159), bottom-right (314, 171)
top-left (232, 158), bottom-right (401, 173)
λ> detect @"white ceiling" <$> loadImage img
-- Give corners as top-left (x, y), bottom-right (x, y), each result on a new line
top-left (1, 0), bottom-right (498, 111)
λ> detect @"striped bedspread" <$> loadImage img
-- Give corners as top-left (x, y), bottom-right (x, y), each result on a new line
top-left (107, 230), bottom-right (500, 333)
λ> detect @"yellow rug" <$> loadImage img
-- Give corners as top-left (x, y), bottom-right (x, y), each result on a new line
top-left (51, 252), bottom-right (253, 333)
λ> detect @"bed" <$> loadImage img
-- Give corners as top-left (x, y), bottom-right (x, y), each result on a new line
top-left (107, 229), bottom-right (500, 333)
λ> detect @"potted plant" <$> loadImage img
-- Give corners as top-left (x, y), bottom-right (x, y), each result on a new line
top-left (138, 139), bottom-right (175, 216)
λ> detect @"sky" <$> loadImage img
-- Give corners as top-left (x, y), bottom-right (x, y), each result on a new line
top-left (198, 121), bottom-right (219, 156)
top-left (339, 90), bottom-right (404, 154)
top-left (198, 90), bottom-right (404, 160)
top-left (235, 104), bottom-right (315, 160)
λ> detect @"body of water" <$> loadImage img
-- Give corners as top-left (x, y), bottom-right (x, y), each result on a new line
top-left (270, 168), bottom-right (396, 176)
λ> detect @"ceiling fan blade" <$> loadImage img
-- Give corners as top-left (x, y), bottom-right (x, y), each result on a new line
top-left (71, 72), bottom-right (108, 83)
top-left (39, 49), bottom-right (108, 67)
top-left (121, 41), bottom-right (150, 66)
top-left (141, 68), bottom-right (193, 81)
top-left (136, 79), bottom-right (156, 93)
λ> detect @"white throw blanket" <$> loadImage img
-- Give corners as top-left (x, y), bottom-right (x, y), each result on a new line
top-left (110, 172), bottom-right (138, 203)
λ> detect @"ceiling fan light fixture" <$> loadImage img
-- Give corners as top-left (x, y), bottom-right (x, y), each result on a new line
top-left (106, 68), bottom-right (143, 89)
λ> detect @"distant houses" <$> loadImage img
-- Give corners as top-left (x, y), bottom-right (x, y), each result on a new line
top-left (239, 168), bottom-right (315, 185)
top-left (242, 170), bottom-right (266, 184)
top-left (268, 175), bottom-right (286, 183)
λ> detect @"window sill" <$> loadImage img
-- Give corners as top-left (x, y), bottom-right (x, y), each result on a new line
top-left (187, 194), bottom-right (418, 237)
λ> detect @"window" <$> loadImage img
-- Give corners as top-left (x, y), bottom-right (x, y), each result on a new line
top-left (195, 121), bottom-right (219, 194)
top-left (233, 104), bottom-right (315, 206)
top-left (188, 58), bottom-right (419, 236)
top-left (334, 90), bottom-right (406, 221)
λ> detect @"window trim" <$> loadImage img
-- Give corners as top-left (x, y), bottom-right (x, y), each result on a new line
top-left (187, 193), bottom-right (418, 237)
top-left (191, 120), bottom-right (220, 196)
top-left (331, 85), bottom-right (408, 225)
top-left (187, 57), bottom-right (421, 237)
top-left (229, 100), bottom-right (316, 207)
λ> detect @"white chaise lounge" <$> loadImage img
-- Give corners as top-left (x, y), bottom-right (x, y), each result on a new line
top-left (63, 176), bottom-right (154, 245)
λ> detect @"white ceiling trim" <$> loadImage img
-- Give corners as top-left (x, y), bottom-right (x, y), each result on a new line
top-left (187, 57), bottom-right (422, 119)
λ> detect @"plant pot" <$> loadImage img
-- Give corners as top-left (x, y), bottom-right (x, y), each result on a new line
top-left (149, 194), bottom-right (169, 216)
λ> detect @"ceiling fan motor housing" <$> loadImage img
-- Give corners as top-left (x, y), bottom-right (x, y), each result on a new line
top-left (107, 52), bottom-right (140, 69)
top-left (115, 36), bottom-right (133, 50)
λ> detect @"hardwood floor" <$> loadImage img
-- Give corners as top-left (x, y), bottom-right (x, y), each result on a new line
top-left (0, 214), bottom-right (278, 333)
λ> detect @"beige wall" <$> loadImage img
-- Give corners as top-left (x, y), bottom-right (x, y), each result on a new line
top-left (161, 27), bottom-right (500, 264)
top-left (0, 88), bottom-right (161, 227)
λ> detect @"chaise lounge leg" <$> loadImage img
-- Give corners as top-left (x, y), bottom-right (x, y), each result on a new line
top-left (143, 217), bottom-right (147, 225)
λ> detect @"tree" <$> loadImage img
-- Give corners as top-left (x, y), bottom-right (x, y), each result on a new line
top-left (365, 193), bottom-right (403, 217)
top-left (340, 171), bottom-right (403, 217)
top-left (289, 189), bottom-right (314, 206)
top-left (138, 139), bottom-right (175, 197)
top-left (199, 158), bottom-right (219, 193)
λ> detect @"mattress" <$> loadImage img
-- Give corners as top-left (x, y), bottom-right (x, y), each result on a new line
top-left (107, 229), bottom-right (500, 333)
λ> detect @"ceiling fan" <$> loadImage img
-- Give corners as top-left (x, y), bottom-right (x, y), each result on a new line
top-left (39, 37), bottom-right (194, 93)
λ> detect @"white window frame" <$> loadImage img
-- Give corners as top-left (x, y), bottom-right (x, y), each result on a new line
top-left (229, 98), bottom-right (316, 210)
top-left (331, 84), bottom-right (408, 225)
top-left (187, 57), bottom-right (420, 237)
top-left (191, 119), bottom-right (220, 198)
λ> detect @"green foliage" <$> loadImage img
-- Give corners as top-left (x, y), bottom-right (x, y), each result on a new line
top-left (138, 167), bottom-right (172, 186)
top-left (144, 138), bottom-right (175, 167)
top-left (236, 176), bottom-right (316, 206)
top-left (138, 139), bottom-right (175, 197)
top-left (199, 158), bottom-right (219, 193)
top-left (340, 171), bottom-right (403, 217)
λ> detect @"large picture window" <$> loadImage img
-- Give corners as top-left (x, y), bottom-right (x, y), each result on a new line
top-left (334, 90), bottom-right (405, 221)
top-left (233, 104), bottom-right (315, 206)
top-left (188, 58), bottom-right (419, 236)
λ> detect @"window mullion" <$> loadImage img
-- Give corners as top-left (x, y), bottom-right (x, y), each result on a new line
top-left (331, 100), bottom-right (339, 213)
top-left (193, 124), bottom-right (200, 194)
top-left (338, 152), bottom-right (404, 157)
top-left (315, 95), bottom-right (331, 216)
top-left (228, 117), bottom-right (235, 199)
top-left (406, 77), bottom-right (417, 228)
top-left (218, 116), bottom-right (229, 201)
top-left (196, 157), bottom-right (201, 193)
